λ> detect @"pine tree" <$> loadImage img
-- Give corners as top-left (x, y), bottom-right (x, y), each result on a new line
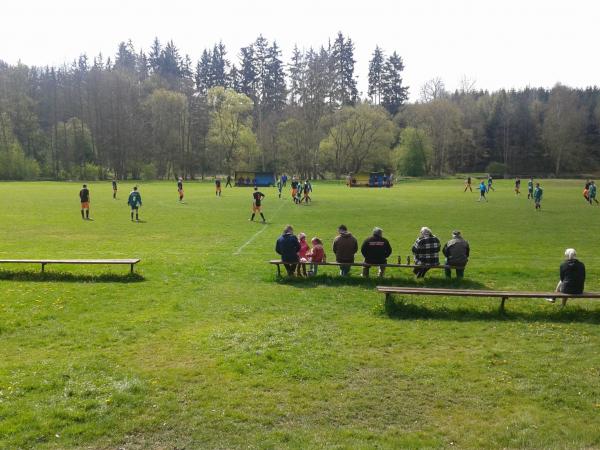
top-left (264, 41), bottom-right (286, 113)
top-left (368, 46), bottom-right (385, 104)
top-left (238, 46), bottom-right (256, 100)
top-left (331, 32), bottom-right (358, 106)
top-left (381, 51), bottom-right (408, 116)
top-left (195, 49), bottom-right (212, 94)
top-left (148, 37), bottom-right (162, 74)
top-left (288, 45), bottom-right (304, 106)
top-left (210, 41), bottom-right (229, 88)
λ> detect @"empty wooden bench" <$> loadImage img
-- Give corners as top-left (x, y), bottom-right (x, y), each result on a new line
top-left (0, 258), bottom-right (141, 273)
top-left (269, 260), bottom-right (457, 277)
top-left (377, 286), bottom-right (600, 311)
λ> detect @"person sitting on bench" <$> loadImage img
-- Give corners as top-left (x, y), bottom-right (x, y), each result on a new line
top-left (411, 226), bottom-right (441, 278)
top-left (333, 224), bottom-right (358, 276)
top-left (548, 248), bottom-right (586, 303)
top-left (275, 225), bottom-right (301, 277)
top-left (442, 230), bottom-right (470, 279)
top-left (361, 227), bottom-right (392, 278)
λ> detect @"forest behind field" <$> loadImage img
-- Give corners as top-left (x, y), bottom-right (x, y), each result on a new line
top-left (1, 33), bottom-right (599, 180)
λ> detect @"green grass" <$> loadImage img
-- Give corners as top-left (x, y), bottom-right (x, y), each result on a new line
top-left (1, 179), bottom-right (600, 449)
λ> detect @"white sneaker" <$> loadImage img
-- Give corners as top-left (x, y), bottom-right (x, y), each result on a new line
top-left (546, 298), bottom-right (556, 303)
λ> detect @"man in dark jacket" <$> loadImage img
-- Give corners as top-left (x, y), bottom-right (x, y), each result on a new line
top-left (333, 224), bottom-right (358, 276)
top-left (442, 230), bottom-right (470, 279)
top-left (275, 225), bottom-right (301, 276)
top-left (411, 226), bottom-right (441, 278)
top-left (548, 248), bottom-right (585, 303)
top-left (361, 227), bottom-right (392, 278)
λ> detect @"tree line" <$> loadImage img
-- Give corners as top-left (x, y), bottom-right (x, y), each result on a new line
top-left (0, 34), bottom-right (599, 180)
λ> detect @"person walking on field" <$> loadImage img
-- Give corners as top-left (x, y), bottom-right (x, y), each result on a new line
top-left (249, 187), bottom-right (266, 222)
top-left (464, 176), bottom-right (472, 192)
top-left (333, 224), bottom-right (358, 276)
top-left (303, 180), bottom-right (312, 203)
top-left (478, 180), bottom-right (488, 202)
top-left (442, 230), bottom-right (470, 279)
top-left (225, 174), bottom-right (232, 188)
top-left (589, 181), bottom-right (598, 205)
top-left (79, 184), bottom-right (91, 220)
top-left (360, 227), bottom-right (392, 278)
top-left (527, 177), bottom-right (534, 199)
top-left (487, 174), bottom-right (494, 192)
top-left (112, 177), bottom-right (118, 199)
top-left (411, 227), bottom-right (441, 278)
top-left (177, 177), bottom-right (184, 202)
top-left (533, 182), bottom-right (543, 210)
top-left (275, 225), bottom-right (300, 277)
top-left (547, 248), bottom-right (586, 304)
top-left (215, 178), bottom-right (222, 197)
top-left (515, 176), bottom-right (521, 195)
top-left (128, 186), bottom-right (142, 221)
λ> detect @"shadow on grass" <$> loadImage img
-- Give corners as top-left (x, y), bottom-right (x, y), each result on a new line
top-left (0, 270), bottom-right (145, 283)
top-left (275, 274), bottom-right (488, 290)
top-left (383, 297), bottom-right (600, 324)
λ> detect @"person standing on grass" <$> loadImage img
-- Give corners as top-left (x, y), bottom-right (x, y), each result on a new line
top-left (464, 176), bottom-right (472, 192)
top-left (442, 230), bottom-right (470, 279)
top-left (215, 178), bottom-right (222, 197)
top-left (79, 184), bottom-right (91, 220)
top-left (360, 227), bottom-right (392, 278)
top-left (127, 186), bottom-right (142, 221)
top-left (534, 182), bottom-right (543, 210)
top-left (249, 187), bottom-right (266, 222)
top-left (177, 177), bottom-right (184, 202)
top-left (589, 181), bottom-right (598, 205)
top-left (225, 174), bottom-right (232, 188)
top-left (307, 237), bottom-right (326, 276)
top-left (411, 227), bottom-right (441, 278)
top-left (333, 224), bottom-right (358, 276)
top-left (276, 178), bottom-right (283, 198)
top-left (527, 176), bottom-right (534, 199)
top-left (296, 233), bottom-right (310, 277)
top-left (275, 225), bottom-right (300, 277)
top-left (547, 248), bottom-right (585, 303)
top-left (515, 177), bottom-right (521, 195)
top-left (112, 177), bottom-right (118, 199)
top-left (478, 180), bottom-right (488, 202)
top-left (291, 177), bottom-right (299, 203)
top-left (295, 182), bottom-right (303, 205)
top-left (303, 180), bottom-right (312, 203)
top-left (487, 174), bottom-right (494, 192)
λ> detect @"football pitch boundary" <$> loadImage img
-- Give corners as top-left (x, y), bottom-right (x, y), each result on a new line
top-left (233, 200), bottom-right (286, 255)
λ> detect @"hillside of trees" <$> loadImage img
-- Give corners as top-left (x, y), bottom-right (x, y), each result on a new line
top-left (1, 33), bottom-right (599, 180)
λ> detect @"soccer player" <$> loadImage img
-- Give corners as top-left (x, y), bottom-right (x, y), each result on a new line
top-left (303, 180), bottom-right (312, 203)
top-left (527, 177), bottom-right (534, 199)
top-left (295, 182), bottom-right (303, 205)
top-left (487, 174), bottom-right (494, 192)
top-left (478, 180), bottom-right (488, 202)
top-left (533, 182), bottom-right (543, 211)
top-left (249, 187), bottom-right (266, 222)
top-left (177, 177), bottom-right (184, 202)
top-left (215, 178), bottom-right (222, 197)
top-left (290, 178), bottom-right (299, 202)
top-left (464, 176), bottom-right (472, 192)
top-left (128, 186), bottom-right (142, 221)
top-left (583, 179), bottom-right (591, 203)
top-left (276, 178), bottom-right (283, 198)
top-left (79, 184), bottom-right (91, 220)
top-left (515, 176), bottom-right (521, 195)
top-left (225, 174), bottom-right (232, 188)
top-left (589, 181), bottom-right (598, 205)
top-left (112, 177), bottom-right (118, 199)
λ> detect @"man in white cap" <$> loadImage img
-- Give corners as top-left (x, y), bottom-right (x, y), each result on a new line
top-left (411, 226), bottom-right (441, 278)
top-left (442, 230), bottom-right (470, 278)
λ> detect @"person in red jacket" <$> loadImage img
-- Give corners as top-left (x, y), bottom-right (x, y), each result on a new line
top-left (307, 237), bottom-right (326, 276)
top-left (296, 233), bottom-right (310, 277)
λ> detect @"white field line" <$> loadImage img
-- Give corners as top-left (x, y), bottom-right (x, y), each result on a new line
top-left (233, 201), bottom-right (286, 255)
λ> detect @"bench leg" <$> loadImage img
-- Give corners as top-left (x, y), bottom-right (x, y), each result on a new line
top-left (41, 263), bottom-right (46, 273)
top-left (276, 264), bottom-right (281, 277)
top-left (500, 297), bottom-right (507, 312)
top-left (131, 264), bottom-right (134, 274)
top-left (561, 298), bottom-right (568, 308)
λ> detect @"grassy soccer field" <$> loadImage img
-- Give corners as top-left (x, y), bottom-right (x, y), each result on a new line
top-left (1, 179), bottom-right (599, 449)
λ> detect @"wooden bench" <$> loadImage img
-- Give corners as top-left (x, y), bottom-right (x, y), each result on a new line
top-left (269, 260), bottom-right (457, 277)
top-left (377, 286), bottom-right (600, 311)
top-left (0, 259), bottom-right (141, 273)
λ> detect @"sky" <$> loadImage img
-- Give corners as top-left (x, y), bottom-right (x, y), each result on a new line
top-left (2, 0), bottom-right (598, 101)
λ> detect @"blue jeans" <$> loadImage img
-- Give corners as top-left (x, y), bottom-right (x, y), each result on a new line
top-left (339, 264), bottom-right (351, 276)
